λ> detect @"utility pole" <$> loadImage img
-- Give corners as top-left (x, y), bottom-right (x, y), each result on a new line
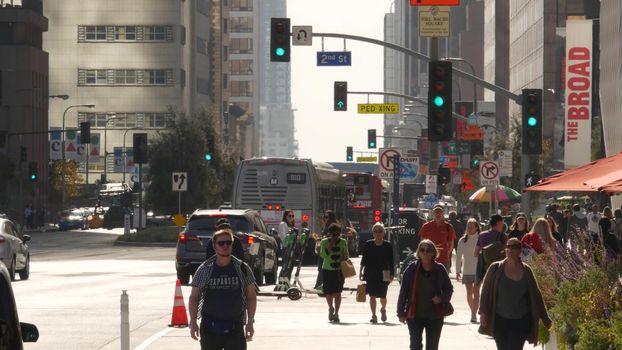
top-left (429, 38), bottom-right (440, 190)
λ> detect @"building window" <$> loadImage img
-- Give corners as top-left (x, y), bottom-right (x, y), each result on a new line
top-left (144, 70), bottom-right (166, 85)
top-left (230, 17), bottom-right (253, 33)
top-left (85, 70), bottom-right (107, 85)
top-left (115, 26), bottom-right (136, 41)
top-left (229, 60), bottom-right (253, 75)
top-left (230, 0), bottom-right (252, 11)
top-left (144, 26), bottom-right (166, 41)
top-left (229, 38), bottom-right (252, 54)
top-left (196, 36), bottom-right (208, 55)
top-left (197, 0), bottom-right (209, 15)
top-left (230, 81), bottom-right (253, 97)
top-left (85, 26), bottom-right (107, 41)
top-left (79, 112), bottom-right (173, 129)
top-left (114, 70), bottom-right (136, 85)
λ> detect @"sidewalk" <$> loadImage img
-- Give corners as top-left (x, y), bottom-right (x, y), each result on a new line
top-left (135, 263), bottom-right (497, 350)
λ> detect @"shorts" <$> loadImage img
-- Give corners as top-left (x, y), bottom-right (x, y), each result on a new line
top-left (322, 269), bottom-right (344, 294)
top-left (461, 274), bottom-right (476, 284)
top-left (365, 280), bottom-right (389, 298)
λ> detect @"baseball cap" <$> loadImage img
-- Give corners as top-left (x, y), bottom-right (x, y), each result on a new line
top-left (515, 212), bottom-right (527, 219)
top-left (489, 214), bottom-right (504, 226)
top-left (432, 204), bottom-right (444, 212)
top-left (216, 217), bottom-right (231, 229)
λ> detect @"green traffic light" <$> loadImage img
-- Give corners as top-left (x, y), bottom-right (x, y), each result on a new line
top-left (369, 142), bottom-right (375, 148)
top-left (204, 153), bottom-right (213, 161)
top-left (275, 47), bottom-right (285, 57)
top-left (433, 96), bottom-right (445, 107)
top-left (30, 174), bottom-right (36, 181)
top-left (527, 116), bottom-right (537, 127)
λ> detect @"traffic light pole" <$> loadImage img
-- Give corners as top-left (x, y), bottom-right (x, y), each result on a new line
top-left (429, 38), bottom-right (440, 191)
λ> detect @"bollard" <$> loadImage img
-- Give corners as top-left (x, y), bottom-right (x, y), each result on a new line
top-left (121, 290), bottom-right (130, 350)
top-left (124, 214), bottom-right (131, 235)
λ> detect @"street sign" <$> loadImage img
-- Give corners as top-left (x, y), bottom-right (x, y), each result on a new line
top-left (410, 0), bottom-right (460, 5)
top-left (426, 175), bottom-right (438, 194)
top-left (378, 148), bottom-right (401, 180)
top-left (463, 124), bottom-right (483, 140)
top-left (419, 6), bottom-right (450, 37)
top-left (479, 160), bottom-right (500, 186)
top-left (525, 172), bottom-right (540, 187)
top-left (173, 213), bottom-right (187, 227)
top-left (357, 103), bottom-right (400, 114)
top-left (172, 172), bottom-right (188, 191)
top-left (317, 51), bottom-right (351, 66)
top-left (356, 156), bottom-right (377, 163)
top-left (292, 26), bottom-right (312, 46)
top-left (498, 150), bottom-right (513, 177)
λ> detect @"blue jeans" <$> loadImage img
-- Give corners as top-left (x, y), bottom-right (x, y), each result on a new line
top-left (493, 313), bottom-right (532, 350)
top-left (406, 317), bottom-right (444, 350)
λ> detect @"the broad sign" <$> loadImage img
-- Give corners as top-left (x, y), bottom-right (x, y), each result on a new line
top-left (410, 0), bottom-right (460, 6)
top-left (317, 51), bottom-right (351, 66)
top-left (358, 103), bottom-right (400, 114)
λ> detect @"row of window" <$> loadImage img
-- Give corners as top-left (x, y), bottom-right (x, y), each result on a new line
top-left (79, 25), bottom-right (173, 42)
top-left (78, 69), bottom-right (173, 86)
top-left (78, 112), bottom-right (174, 129)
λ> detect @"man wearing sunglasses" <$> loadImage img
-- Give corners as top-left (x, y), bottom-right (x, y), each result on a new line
top-left (189, 230), bottom-right (257, 349)
top-left (418, 205), bottom-right (456, 272)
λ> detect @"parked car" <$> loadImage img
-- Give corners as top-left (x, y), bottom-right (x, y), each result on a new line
top-left (58, 208), bottom-right (87, 231)
top-left (175, 209), bottom-right (279, 286)
top-left (0, 218), bottom-right (30, 281)
top-left (0, 261), bottom-right (39, 349)
top-left (103, 206), bottom-right (133, 229)
top-left (344, 219), bottom-right (359, 257)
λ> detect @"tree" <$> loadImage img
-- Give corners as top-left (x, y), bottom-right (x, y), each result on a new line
top-left (145, 109), bottom-right (238, 214)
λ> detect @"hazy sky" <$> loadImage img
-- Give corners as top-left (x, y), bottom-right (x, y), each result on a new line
top-left (288, 0), bottom-right (394, 162)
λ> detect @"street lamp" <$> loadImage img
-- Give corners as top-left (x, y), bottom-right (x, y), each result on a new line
top-left (61, 104), bottom-right (95, 211)
top-left (122, 127), bottom-right (140, 183)
top-left (442, 57), bottom-right (477, 114)
top-left (48, 94), bottom-right (69, 100)
top-left (103, 115), bottom-right (127, 183)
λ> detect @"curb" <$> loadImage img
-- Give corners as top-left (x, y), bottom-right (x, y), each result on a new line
top-left (113, 240), bottom-right (176, 248)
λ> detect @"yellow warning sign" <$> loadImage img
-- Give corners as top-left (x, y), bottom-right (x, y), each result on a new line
top-left (357, 103), bottom-right (400, 114)
top-left (356, 156), bottom-right (378, 162)
top-left (173, 214), bottom-right (187, 227)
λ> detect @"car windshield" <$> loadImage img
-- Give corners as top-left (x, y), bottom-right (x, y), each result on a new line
top-left (187, 215), bottom-right (251, 233)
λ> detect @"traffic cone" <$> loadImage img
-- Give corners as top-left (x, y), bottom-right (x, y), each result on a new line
top-left (169, 279), bottom-right (189, 328)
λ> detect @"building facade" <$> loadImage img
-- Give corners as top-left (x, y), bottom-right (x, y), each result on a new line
top-left (0, 0), bottom-right (49, 217)
top-left (44, 0), bottom-right (211, 183)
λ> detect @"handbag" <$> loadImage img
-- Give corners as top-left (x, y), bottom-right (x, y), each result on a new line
top-left (439, 302), bottom-right (454, 317)
top-left (356, 283), bottom-right (366, 302)
top-left (340, 259), bottom-right (356, 278)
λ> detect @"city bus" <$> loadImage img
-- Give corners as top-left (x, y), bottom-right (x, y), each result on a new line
top-left (343, 172), bottom-right (388, 245)
top-left (232, 158), bottom-right (346, 234)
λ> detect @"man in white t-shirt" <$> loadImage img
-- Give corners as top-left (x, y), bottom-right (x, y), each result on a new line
top-left (586, 204), bottom-right (602, 236)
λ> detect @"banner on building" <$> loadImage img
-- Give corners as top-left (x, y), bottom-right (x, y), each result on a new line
top-left (65, 130), bottom-right (79, 160)
top-left (564, 19), bottom-right (593, 169)
top-left (113, 147), bottom-right (123, 173)
top-left (50, 130), bottom-right (62, 160)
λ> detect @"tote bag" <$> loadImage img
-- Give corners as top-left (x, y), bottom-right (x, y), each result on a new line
top-left (340, 259), bottom-right (356, 278)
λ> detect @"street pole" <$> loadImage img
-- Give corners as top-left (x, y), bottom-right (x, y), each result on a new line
top-left (429, 38), bottom-right (440, 191)
top-left (122, 127), bottom-right (139, 184)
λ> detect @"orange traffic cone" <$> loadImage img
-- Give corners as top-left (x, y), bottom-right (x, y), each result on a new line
top-left (169, 279), bottom-right (189, 328)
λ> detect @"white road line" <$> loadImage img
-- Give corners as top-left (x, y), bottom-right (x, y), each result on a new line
top-left (134, 328), bottom-right (173, 350)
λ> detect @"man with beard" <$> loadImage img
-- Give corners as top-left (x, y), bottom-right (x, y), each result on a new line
top-left (189, 229), bottom-right (257, 349)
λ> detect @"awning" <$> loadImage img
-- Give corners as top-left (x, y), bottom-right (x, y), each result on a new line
top-left (524, 151), bottom-right (622, 193)
top-left (599, 179), bottom-right (622, 195)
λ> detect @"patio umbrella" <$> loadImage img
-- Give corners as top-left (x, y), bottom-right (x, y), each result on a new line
top-left (468, 185), bottom-right (521, 203)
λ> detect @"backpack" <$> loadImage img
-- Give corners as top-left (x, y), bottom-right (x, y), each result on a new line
top-left (481, 233), bottom-right (506, 270)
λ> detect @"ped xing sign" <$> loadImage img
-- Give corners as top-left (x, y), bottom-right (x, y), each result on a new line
top-left (356, 156), bottom-right (378, 163)
top-left (358, 103), bottom-right (400, 114)
top-left (410, 0), bottom-right (460, 5)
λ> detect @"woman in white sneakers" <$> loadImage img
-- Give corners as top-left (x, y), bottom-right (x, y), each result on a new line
top-left (455, 218), bottom-right (481, 323)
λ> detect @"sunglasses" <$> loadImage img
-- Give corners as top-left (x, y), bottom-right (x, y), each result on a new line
top-left (419, 248), bottom-right (434, 253)
top-left (216, 240), bottom-right (233, 247)
top-left (373, 230), bottom-right (384, 234)
top-left (506, 244), bottom-right (521, 250)
top-left (287, 215), bottom-right (294, 218)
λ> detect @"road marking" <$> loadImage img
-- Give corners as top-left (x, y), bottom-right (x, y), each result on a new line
top-left (134, 328), bottom-right (173, 350)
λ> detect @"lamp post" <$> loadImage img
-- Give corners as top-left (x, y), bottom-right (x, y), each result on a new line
top-left (103, 115), bottom-right (127, 183)
top-left (61, 104), bottom-right (95, 211)
top-left (442, 57), bottom-right (477, 114)
top-left (122, 127), bottom-right (140, 183)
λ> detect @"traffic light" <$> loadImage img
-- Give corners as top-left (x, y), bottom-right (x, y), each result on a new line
top-left (346, 146), bottom-right (353, 161)
top-left (205, 138), bottom-right (215, 161)
top-left (471, 140), bottom-right (483, 156)
top-left (270, 18), bottom-right (290, 62)
top-left (438, 166), bottom-right (451, 185)
top-left (20, 146), bottom-right (27, 163)
top-left (133, 133), bottom-right (148, 164)
top-left (367, 129), bottom-right (377, 149)
top-left (334, 81), bottom-right (347, 111)
top-left (428, 60), bottom-right (453, 141)
top-left (521, 89), bottom-right (543, 154)
top-left (28, 161), bottom-right (37, 182)
top-left (471, 157), bottom-right (480, 169)
top-left (80, 122), bottom-right (91, 144)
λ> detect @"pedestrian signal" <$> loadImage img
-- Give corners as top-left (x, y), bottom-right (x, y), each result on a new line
top-left (334, 81), bottom-right (348, 111)
top-left (367, 129), bottom-right (377, 148)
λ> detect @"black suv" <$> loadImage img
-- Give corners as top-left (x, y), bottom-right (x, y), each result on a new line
top-left (175, 209), bottom-right (278, 286)
top-left (0, 261), bottom-right (38, 349)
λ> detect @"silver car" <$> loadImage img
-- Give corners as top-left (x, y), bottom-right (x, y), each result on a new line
top-left (0, 218), bottom-right (31, 281)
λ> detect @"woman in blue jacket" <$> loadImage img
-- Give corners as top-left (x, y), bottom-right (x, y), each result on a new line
top-left (397, 239), bottom-right (453, 350)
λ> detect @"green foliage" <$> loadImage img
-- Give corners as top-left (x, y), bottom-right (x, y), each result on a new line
top-left (576, 314), bottom-right (622, 350)
top-left (145, 109), bottom-right (238, 215)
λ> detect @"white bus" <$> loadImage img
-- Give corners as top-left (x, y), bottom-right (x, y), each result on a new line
top-left (232, 158), bottom-right (346, 233)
